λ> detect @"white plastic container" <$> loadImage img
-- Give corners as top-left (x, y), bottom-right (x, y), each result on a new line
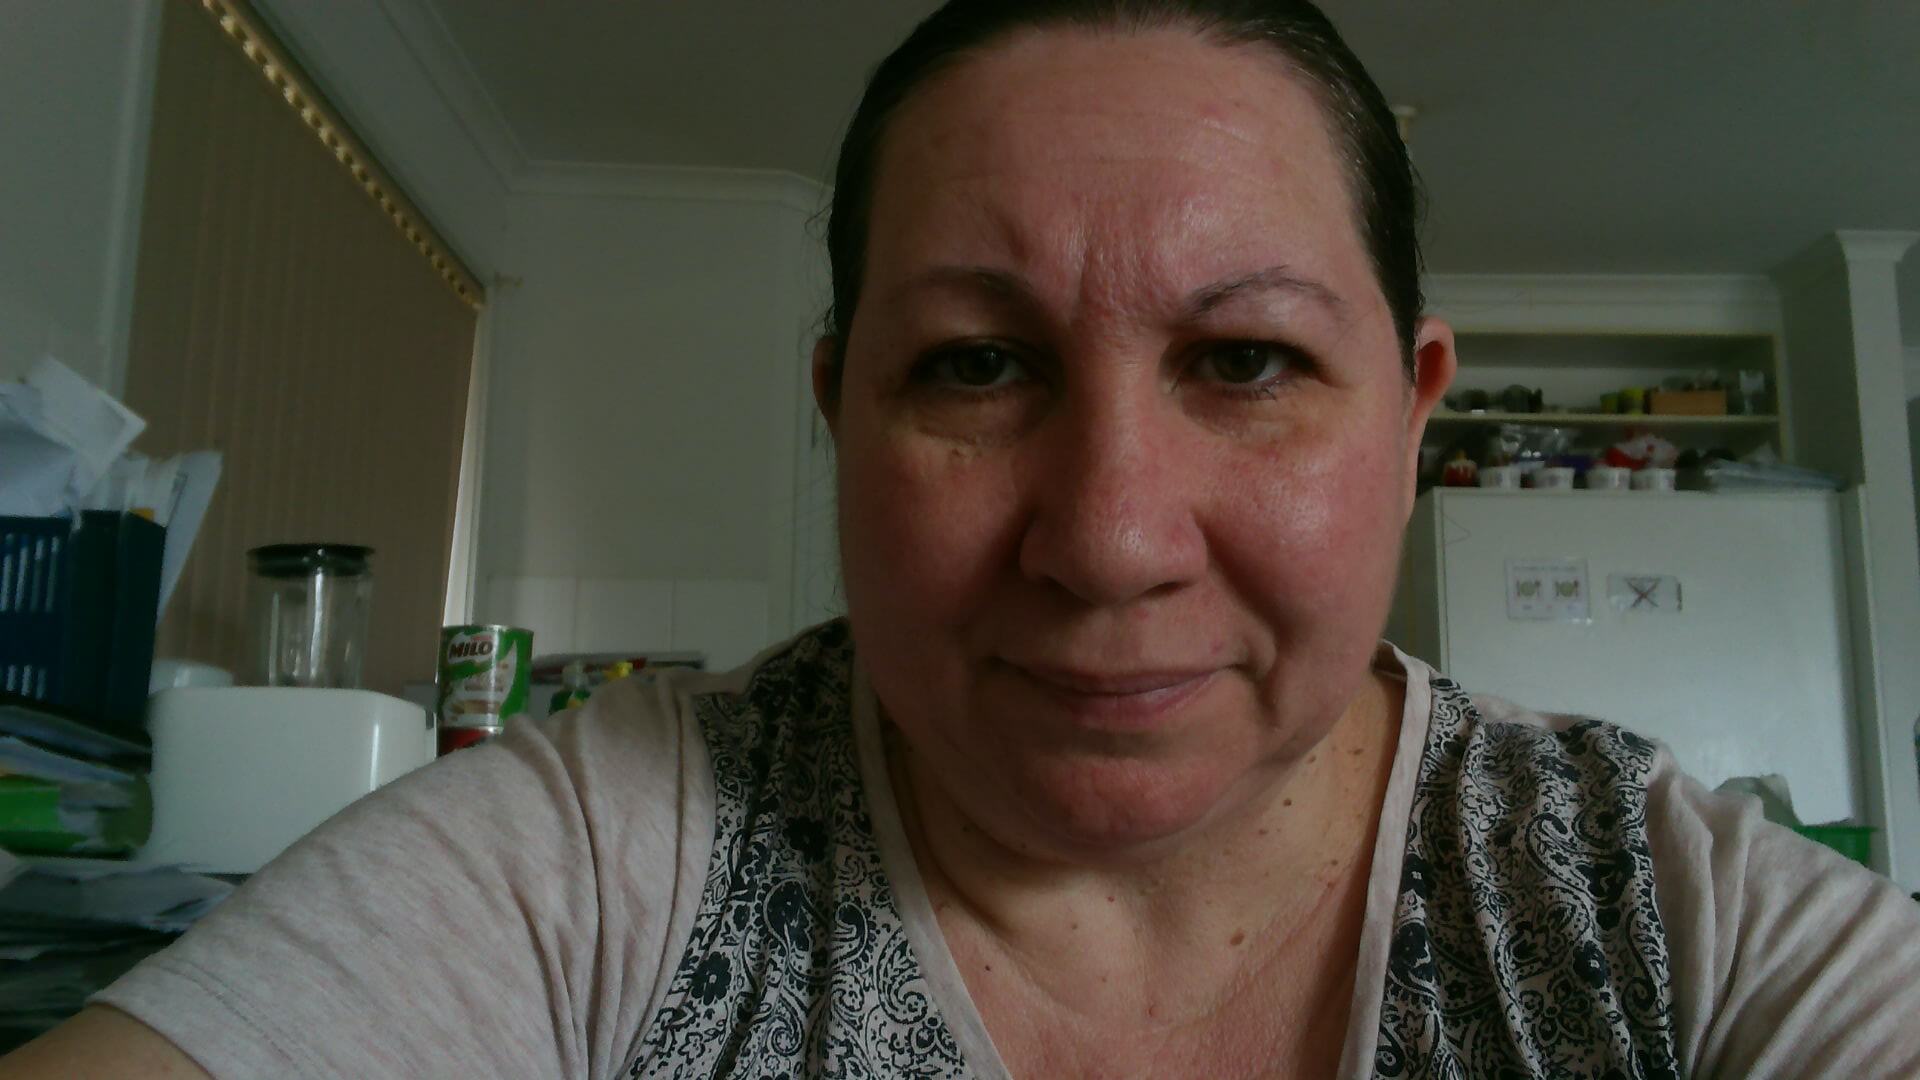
top-left (141, 687), bottom-right (435, 872)
top-left (1585, 466), bottom-right (1632, 491)
top-left (1632, 467), bottom-right (1678, 493)
top-left (1533, 467), bottom-right (1576, 491)
top-left (1479, 465), bottom-right (1521, 490)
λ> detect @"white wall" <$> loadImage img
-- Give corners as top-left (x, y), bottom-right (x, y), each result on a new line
top-left (472, 179), bottom-right (829, 669)
top-left (0, 0), bottom-right (161, 393)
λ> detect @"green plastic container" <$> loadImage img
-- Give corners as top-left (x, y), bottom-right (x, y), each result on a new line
top-left (1793, 824), bottom-right (1875, 867)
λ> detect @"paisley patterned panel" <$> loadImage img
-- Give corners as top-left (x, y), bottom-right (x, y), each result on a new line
top-left (628, 621), bottom-right (972, 1078)
top-left (1375, 678), bottom-right (1681, 1079)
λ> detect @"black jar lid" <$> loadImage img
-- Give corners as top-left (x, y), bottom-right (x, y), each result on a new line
top-left (248, 543), bottom-right (374, 578)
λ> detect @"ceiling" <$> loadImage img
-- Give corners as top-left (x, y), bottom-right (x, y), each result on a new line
top-left (420, 0), bottom-right (1920, 331)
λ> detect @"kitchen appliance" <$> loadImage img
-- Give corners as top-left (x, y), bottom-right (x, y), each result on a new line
top-left (1389, 488), bottom-right (1859, 825)
top-left (140, 686), bottom-right (435, 872)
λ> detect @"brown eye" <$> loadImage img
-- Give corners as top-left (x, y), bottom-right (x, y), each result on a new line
top-left (920, 344), bottom-right (1029, 389)
top-left (953, 347), bottom-right (1012, 385)
top-left (1198, 342), bottom-right (1288, 384)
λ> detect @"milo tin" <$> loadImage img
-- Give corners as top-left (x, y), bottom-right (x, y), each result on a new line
top-left (436, 625), bottom-right (533, 754)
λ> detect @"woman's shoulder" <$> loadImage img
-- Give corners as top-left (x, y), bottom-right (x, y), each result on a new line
top-left (658, 618), bottom-right (858, 737)
top-left (531, 619), bottom-right (856, 776)
top-left (1391, 662), bottom-right (1920, 1076)
top-left (636, 619), bottom-right (863, 857)
top-left (1411, 670), bottom-right (1671, 810)
top-left (1381, 649), bottom-right (1673, 796)
top-left (1375, 664), bottom-right (1682, 1076)
top-left (86, 625), bottom-right (867, 1078)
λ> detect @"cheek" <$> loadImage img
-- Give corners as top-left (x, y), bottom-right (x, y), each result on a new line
top-left (835, 425), bottom-right (1020, 635)
top-left (1210, 402), bottom-right (1409, 645)
top-left (835, 424), bottom-right (1028, 761)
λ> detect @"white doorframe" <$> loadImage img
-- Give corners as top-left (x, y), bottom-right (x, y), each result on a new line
top-left (441, 282), bottom-right (506, 625)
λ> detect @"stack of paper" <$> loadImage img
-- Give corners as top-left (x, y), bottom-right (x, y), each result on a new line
top-left (0, 702), bottom-right (150, 768)
top-left (0, 356), bottom-right (222, 621)
top-left (0, 851), bottom-right (232, 1051)
top-left (0, 941), bottom-right (166, 1052)
top-left (0, 736), bottom-right (150, 856)
top-left (0, 854), bottom-right (230, 932)
top-left (0, 701), bottom-right (220, 1050)
top-left (0, 359), bottom-right (234, 1048)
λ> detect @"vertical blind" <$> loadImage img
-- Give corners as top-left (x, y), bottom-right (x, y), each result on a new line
top-left (122, 0), bottom-right (481, 694)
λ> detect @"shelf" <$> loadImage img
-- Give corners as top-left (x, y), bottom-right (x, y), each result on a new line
top-left (1429, 411), bottom-right (1779, 427)
top-left (1450, 330), bottom-right (1776, 371)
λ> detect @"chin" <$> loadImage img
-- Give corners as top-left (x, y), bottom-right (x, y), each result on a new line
top-left (1005, 750), bottom-right (1259, 858)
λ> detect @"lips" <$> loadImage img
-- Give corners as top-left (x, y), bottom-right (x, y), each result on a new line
top-left (1003, 660), bottom-right (1221, 731)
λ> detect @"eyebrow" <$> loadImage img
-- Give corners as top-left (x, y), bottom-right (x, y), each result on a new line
top-left (1183, 265), bottom-right (1347, 321)
top-left (888, 264), bottom-right (1347, 322)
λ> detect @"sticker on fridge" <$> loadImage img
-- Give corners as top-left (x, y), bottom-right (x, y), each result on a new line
top-left (1506, 558), bottom-right (1590, 622)
top-left (1608, 573), bottom-right (1682, 614)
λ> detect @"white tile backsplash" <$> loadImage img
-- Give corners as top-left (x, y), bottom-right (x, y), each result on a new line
top-left (482, 575), bottom-right (773, 670)
top-left (672, 579), bottom-right (770, 672)
top-left (479, 576), bottom-right (578, 655)
top-left (573, 578), bottom-right (674, 653)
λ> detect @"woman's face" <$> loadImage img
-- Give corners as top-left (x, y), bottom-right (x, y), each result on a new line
top-left (822, 27), bottom-right (1454, 859)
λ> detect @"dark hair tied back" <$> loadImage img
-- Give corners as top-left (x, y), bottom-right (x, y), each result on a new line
top-left (822, 0), bottom-right (1424, 406)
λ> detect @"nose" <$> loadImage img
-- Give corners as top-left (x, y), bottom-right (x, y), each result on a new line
top-left (1017, 388), bottom-right (1208, 607)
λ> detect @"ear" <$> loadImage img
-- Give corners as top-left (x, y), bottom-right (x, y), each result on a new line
top-left (811, 337), bottom-right (842, 438)
top-left (1402, 315), bottom-right (1458, 508)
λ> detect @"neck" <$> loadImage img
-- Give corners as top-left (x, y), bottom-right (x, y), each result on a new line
top-left (885, 668), bottom-right (1404, 1020)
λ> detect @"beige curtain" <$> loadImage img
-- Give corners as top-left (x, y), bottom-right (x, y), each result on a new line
top-left (123, 0), bottom-right (480, 694)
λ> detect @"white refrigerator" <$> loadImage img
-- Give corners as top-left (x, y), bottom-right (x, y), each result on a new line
top-left (1388, 488), bottom-right (1862, 826)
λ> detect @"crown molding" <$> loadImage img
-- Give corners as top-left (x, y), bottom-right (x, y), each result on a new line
top-left (1775, 230), bottom-right (1920, 293)
top-left (513, 160), bottom-right (831, 212)
top-left (373, 0), bottom-right (527, 189)
top-left (1425, 273), bottom-right (1781, 336)
top-left (1834, 230), bottom-right (1920, 266)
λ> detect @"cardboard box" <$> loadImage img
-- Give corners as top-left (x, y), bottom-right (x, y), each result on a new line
top-left (1648, 389), bottom-right (1727, 416)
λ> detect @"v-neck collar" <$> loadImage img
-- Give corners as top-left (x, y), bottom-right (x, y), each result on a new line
top-left (848, 644), bottom-right (1437, 1079)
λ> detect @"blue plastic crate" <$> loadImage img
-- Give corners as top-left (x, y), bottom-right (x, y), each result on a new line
top-left (0, 512), bottom-right (162, 739)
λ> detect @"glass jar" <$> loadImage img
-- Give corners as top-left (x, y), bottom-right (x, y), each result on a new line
top-left (246, 543), bottom-right (374, 688)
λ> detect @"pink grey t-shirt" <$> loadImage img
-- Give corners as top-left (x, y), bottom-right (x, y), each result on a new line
top-left (96, 623), bottom-right (1920, 1077)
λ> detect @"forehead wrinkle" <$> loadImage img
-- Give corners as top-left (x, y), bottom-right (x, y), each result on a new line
top-left (881, 192), bottom-right (1355, 350)
top-left (1071, 237), bottom-right (1167, 339)
top-left (1057, 194), bottom-right (1232, 331)
top-left (866, 32), bottom-right (1376, 344)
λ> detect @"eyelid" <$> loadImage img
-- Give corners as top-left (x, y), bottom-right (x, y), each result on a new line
top-left (913, 340), bottom-right (1037, 389)
top-left (1185, 339), bottom-right (1312, 381)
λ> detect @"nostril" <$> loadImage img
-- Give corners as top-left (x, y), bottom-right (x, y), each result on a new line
top-left (1143, 579), bottom-right (1186, 601)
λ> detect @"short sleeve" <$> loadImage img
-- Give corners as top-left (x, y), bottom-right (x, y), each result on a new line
top-left (93, 674), bottom-right (715, 1080)
top-left (1649, 762), bottom-right (1920, 1078)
